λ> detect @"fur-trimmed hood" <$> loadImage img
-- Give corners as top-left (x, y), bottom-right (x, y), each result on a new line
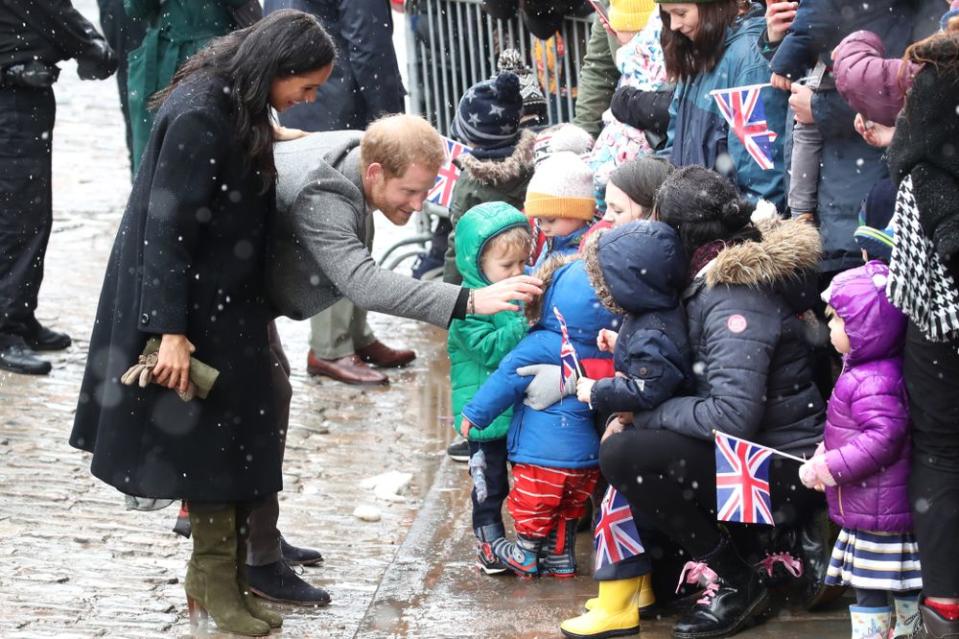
top-left (524, 255), bottom-right (617, 342)
top-left (704, 218), bottom-right (822, 288)
top-left (584, 221), bottom-right (686, 317)
top-left (455, 129), bottom-right (536, 186)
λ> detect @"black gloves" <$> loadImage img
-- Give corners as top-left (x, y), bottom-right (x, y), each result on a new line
top-left (76, 38), bottom-right (118, 80)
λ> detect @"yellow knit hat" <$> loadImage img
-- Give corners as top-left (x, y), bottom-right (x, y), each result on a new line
top-left (609, 0), bottom-right (656, 32)
top-left (524, 152), bottom-right (596, 221)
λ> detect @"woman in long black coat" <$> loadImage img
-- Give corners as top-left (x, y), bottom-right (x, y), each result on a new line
top-left (69, 10), bottom-right (335, 636)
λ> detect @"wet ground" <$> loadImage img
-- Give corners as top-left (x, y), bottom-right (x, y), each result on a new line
top-left (0, 2), bottom-right (852, 637)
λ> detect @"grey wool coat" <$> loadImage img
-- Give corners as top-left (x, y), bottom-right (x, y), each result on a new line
top-left (269, 132), bottom-right (463, 327)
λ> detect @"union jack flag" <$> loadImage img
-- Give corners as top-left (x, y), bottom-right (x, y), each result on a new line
top-left (427, 137), bottom-right (471, 209)
top-left (710, 83), bottom-right (778, 171)
top-left (714, 432), bottom-right (775, 525)
top-left (553, 306), bottom-right (582, 394)
top-left (594, 487), bottom-right (645, 571)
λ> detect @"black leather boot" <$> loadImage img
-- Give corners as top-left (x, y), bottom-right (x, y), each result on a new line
top-left (0, 339), bottom-right (51, 375)
top-left (23, 323), bottom-right (71, 351)
top-left (672, 535), bottom-right (770, 639)
top-left (799, 506), bottom-right (845, 610)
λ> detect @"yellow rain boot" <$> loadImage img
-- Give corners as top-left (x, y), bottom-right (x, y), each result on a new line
top-left (561, 577), bottom-right (642, 639)
top-left (584, 573), bottom-right (655, 614)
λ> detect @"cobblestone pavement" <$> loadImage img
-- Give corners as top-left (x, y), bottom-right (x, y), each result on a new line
top-left (0, 3), bottom-right (851, 638)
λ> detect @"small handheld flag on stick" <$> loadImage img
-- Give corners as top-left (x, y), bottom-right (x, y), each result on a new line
top-left (427, 137), bottom-right (471, 209)
top-left (594, 486), bottom-right (645, 572)
top-left (553, 306), bottom-right (583, 396)
top-left (713, 431), bottom-right (807, 526)
top-left (709, 83), bottom-right (778, 171)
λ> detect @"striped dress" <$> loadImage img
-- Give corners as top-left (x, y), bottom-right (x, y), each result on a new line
top-left (824, 528), bottom-right (923, 591)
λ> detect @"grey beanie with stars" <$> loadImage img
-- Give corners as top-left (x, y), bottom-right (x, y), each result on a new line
top-left (450, 72), bottom-right (523, 158)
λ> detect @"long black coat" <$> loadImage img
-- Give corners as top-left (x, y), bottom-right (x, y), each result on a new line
top-left (69, 73), bottom-right (281, 501)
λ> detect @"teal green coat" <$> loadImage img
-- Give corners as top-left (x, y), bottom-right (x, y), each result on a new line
top-left (447, 203), bottom-right (529, 441)
top-left (125, 0), bottom-right (240, 173)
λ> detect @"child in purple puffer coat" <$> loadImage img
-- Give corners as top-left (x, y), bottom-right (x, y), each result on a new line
top-left (799, 261), bottom-right (922, 639)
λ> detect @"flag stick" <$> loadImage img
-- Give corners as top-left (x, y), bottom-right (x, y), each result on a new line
top-left (711, 430), bottom-right (807, 463)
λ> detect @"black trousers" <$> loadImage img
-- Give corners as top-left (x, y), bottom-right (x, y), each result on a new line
top-left (904, 323), bottom-right (959, 597)
top-left (469, 437), bottom-right (510, 540)
top-left (600, 428), bottom-right (822, 558)
top-left (0, 85), bottom-right (55, 346)
top-left (245, 322), bottom-right (292, 566)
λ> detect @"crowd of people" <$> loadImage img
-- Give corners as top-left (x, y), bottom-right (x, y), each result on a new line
top-left (2, 0), bottom-right (958, 638)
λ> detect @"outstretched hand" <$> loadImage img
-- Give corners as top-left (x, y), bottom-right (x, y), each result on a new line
top-left (472, 275), bottom-right (543, 314)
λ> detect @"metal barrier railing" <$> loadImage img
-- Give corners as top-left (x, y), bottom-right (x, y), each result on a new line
top-left (405, 0), bottom-right (593, 136)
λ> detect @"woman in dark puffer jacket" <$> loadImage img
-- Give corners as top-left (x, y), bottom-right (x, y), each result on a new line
top-left (600, 166), bottom-right (826, 639)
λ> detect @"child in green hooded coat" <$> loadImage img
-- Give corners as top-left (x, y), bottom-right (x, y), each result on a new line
top-left (448, 202), bottom-right (531, 576)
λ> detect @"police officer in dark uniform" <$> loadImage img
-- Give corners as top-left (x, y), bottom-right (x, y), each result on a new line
top-left (0, 0), bottom-right (117, 375)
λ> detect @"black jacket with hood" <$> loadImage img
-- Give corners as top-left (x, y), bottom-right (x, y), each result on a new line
top-left (632, 218), bottom-right (826, 455)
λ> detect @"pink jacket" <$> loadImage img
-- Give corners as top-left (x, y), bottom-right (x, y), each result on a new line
top-left (833, 30), bottom-right (923, 126)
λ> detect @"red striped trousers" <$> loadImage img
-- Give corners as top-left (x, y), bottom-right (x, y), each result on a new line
top-left (507, 463), bottom-right (599, 538)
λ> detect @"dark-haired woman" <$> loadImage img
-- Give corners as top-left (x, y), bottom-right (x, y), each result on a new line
top-left (599, 166), bottom-right (825, 638)
top-left (69, 10), bottom-right (335, 636)
top-left (658, 0), bottom-right (789, 211)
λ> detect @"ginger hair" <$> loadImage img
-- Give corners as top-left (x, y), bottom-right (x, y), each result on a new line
top-left (482, 225), bottom-right (532, 263)
top-left (360, 114), bottom-right (446, 178)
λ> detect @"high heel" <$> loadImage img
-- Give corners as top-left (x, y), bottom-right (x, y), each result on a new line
top-left (184, 505), bottom-right (271, 637)
top-left (186, 594), bottom-right (208, 627)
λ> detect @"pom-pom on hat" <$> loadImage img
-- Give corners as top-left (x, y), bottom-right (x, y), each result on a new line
top-left (533, 123), bottom-right (594, 166)
top-left (525, 151), bottom-right (596, 220)
top-left (450, 72), bottom-right (523, 154)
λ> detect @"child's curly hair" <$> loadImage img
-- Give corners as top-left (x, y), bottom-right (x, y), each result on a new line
top-left (524, 253), bottom-right (580, 326)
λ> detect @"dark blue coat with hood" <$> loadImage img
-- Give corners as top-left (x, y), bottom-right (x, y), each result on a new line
top-left (583, 221), bottom-right (693, 414)
top-left (463, 257), bottom-right (617, 469)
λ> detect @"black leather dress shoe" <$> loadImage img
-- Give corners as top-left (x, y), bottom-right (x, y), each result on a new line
top-left (281, 537), bottom-right (323, 566)
top-left (24, 325), bottom-right (71, 351)
top-left (0, 342), bottom-right (52, 375)
top-left (247, 560), bottom-right (331, 606)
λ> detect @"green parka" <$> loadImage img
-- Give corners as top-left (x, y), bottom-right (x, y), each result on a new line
top-left (447, 203), bottom-right (530, 441)
top-left (125, 0), bottom-right (240, 173)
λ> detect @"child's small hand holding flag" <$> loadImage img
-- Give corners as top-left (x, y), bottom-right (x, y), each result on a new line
top-left (576, 377), bottom-right (595, 405)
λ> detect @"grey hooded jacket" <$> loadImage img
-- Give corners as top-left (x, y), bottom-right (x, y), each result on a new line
top-left (269, 132), bottom-right (462, 327)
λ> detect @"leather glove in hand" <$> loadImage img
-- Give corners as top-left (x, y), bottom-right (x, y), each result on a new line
top-left (77, 39), bottom-right (118, 80)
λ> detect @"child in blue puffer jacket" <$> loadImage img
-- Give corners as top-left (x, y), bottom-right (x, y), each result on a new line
top-left (460, 255), bottom-right (617, 578)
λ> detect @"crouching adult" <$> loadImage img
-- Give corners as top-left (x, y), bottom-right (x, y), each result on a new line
top-left (599, 166), bottom-right (827, 639)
